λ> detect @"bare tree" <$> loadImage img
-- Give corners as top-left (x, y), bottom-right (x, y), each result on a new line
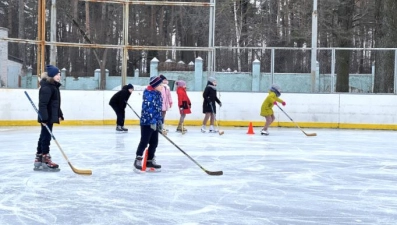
top-left (374, 0), bottom-right (397, 93)
top-left (335, 0), bottom-right (355, 92)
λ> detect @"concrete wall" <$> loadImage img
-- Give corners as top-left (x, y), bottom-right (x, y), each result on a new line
top-left (20, 71), bottom-right (374, 93)
top-left (0, 89), bottom-right (396, 130)
top-left (18, 57), bottom-right (374, 93)
top-left (0, 28), bottom-right (8, 87)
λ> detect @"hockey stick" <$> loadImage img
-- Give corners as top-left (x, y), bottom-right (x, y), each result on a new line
top-left (126, 102), bottom-right (223, 176)
top-left (24, 91), bottom-right (93, 175)
top-left (209, 103), bottom-right (224, 135)
top-left (276, 104), bottom-right (317, 137)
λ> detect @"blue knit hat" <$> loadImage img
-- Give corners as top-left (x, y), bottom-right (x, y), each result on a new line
top-left (46, 65), bottom-right (60, 77)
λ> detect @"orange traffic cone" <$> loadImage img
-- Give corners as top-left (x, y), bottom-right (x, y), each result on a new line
top-left (247, 122), bottom-right (255, 134)
top-left (141, 146), bottom-right (149, 171)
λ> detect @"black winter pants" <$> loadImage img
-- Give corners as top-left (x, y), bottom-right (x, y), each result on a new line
top-left (36, 123), bottom-right (53, 154)
top-left (111, 105), bottom-right (125, 126)
top-left (136, 125), bottom-right (159, 160)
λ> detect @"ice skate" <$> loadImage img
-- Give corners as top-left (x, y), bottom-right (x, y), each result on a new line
top-left (147, 158), bottom-right (161, 169)
top-left (116, 125), bottom-right (127, 133)
top-left (209, 125), bottom-right (218, 133)
top-left (261, 129), bottom-right (269, 136)
top-left (176, 125), bottom-right (187, 133)
top-left (33, 154), bottom-right (42, 171)
top-left (146, 158), bottom-right (161, 172)
top-left (134, 156), bottom-right (143, 170)
top-left (34, 153), bottom-right (60, 172)
top-left (201, 125), bottom-right (207, 133)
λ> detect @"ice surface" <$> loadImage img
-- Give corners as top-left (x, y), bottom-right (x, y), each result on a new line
top-left (0, 126), bottom-right (396, 224)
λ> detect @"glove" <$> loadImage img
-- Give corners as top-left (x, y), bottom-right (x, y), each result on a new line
top-left (282, 102), bottom-right (286, 106)
top-left (157, 122), bottom-right (163, 132)
top-left (150, 124), bottom-right (156, 131)
top-left (273, 101), bottom-right (278, 105)
top-left (219, 102), bottom-right (222, 107)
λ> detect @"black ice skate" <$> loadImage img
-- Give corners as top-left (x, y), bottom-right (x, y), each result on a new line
top-left (116, 125), bottom-right (128, 133)
top-left (134, 156), bottom-right (143, 170)
top-left (146, 158), bottom-right (161, 169)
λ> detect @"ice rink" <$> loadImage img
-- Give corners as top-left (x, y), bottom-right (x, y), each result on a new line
top-left (0, 125), bottom-right (396, 224)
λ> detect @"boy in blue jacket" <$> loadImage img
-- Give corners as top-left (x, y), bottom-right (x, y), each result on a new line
top-left (134, 76), bottom-right (164, 170)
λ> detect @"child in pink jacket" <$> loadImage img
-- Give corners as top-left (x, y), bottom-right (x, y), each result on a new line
top-left (160, 75), bottom-right (173, 131)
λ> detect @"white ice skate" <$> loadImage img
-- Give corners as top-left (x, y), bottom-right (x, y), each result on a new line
top-left (261, 129), bottom-right (269, 136)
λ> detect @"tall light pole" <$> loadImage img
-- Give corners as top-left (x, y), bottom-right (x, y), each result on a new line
top-left (311, 0), bottom-right (318, 92)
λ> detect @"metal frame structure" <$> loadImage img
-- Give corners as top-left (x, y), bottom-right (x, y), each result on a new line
top-left (2, 0), bottom-right (216, 85)
top-left (1, 0), bottom-right (397, 94)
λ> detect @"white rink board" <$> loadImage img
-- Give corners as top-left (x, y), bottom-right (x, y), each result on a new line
top-left (0, 89), bottom-right (396, 125)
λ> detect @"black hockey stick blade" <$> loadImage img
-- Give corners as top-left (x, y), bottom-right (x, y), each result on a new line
top-left (25, 91), bottom-right (92, 175)
top-left (205, 170), bottom-right (223, 176)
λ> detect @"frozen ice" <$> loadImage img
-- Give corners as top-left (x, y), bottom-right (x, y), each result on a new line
top-left (0, 126), bottom-right (396, 224)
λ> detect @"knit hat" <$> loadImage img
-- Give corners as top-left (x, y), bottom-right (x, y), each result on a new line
top-left (160, 74), bottom-right (167, 80)
top-left (270, 84), bottom-right (281, 97)
top-left (46, 65), bottom-right (60, 77)
top-left (208, 76), bottom-right (216, 84)
top-left (176, 80), bottom-right (186, 87)
top-left (127, 83), bottom-right (134, 90)
top-left (149, 76), bottom-right (164, 88)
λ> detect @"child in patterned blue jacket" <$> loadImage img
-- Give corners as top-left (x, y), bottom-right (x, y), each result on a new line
top-left (134, 76), bottom-right (164, 170)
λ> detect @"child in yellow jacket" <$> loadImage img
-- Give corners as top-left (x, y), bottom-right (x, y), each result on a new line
top-left (260, 84), bottom-right (286, 135)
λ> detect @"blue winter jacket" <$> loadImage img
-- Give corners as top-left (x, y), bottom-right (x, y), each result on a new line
top-left (140, 86), bottom-right (163, 126)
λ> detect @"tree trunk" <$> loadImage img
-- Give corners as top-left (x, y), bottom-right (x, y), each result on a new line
top-left (374, 0), bottom-right (397, 93)
top-left (335, 0), bottom-right (355, 92)
top-left (85, 2), bottom-right (92, 76)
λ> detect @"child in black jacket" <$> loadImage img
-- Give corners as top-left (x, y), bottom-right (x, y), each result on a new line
top-left (109, 84), bottom-right (134, 132)
top-left (34, 65), bottom-right (64, 172)
top-left (201, 77), bottom-right (222, 133)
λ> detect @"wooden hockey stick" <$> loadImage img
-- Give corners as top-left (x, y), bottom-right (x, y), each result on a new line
top-left (25, 91), bottom-right (92, 175)
top-left (126, 102), bottom-right (223, 176)
top-left (276, 104), bottom-right (317, 137)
